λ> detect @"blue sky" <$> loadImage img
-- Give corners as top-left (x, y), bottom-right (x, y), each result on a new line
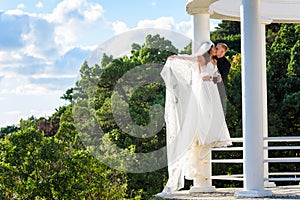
top-left (0, 0), bottom-right (220, 127)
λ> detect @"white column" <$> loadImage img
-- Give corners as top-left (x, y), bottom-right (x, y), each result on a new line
top-left (235, 0), bottom-right (272, 198)
top-left (192, 13), bottom-right (210, 54)
top-left (261, 18), bottom-right (276, 188)
top-left (189, 12), bottom-right (216, 194)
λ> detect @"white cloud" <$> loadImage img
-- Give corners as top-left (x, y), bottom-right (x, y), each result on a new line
top-left (0, 73), bottom-right (47, 95)
top-left (0, 47), bottom-right (90, 96)
top-left (10, 83), bottom-right (64, 95)
top-left (36, 2), bottom-right (44, 8)
top-left (83, 4), bottom-right (104, 22)
top-left (1, 0), bottom-right (102, 63)
top-left (30, 74), bottom-right (77, 79)
top-left (53, 21), bottom-right (80, 49)
top-left (113, 17), bottom-right (193, 40)
top-left (47, 0), bottom-right (83, 24)
top-left (111, 17), bottom-right (192, 39)
top-left (0, 0), bottom-right (106, 127)
top-left (23, 20), bottom-right (58, 59)
top-left (3, 9), bottom-right (26, 16)
top-left (17, 4), bottom-right (26, 9)
top-left (112, 20), bottom-right (129, 35)
top-left (174, 20), bottom-right (193, 38)
top-left (0, 72), bottom-right (72, 96)
top-left (46, 0), bottom-right (104, 24)
top-left (137, 17), bottom-right (175, 30)
top-left (135, 17), bottom-right (192, 38)
top-left (111, 17), bottom-right (218, 41)
top-left (0, 51), bottom-right (23, 64)
top-left (41, 0), bottom-right (105, 52)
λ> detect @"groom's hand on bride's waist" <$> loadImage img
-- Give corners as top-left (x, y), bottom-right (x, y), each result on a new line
top-left (202, 75), bottom-right (211, 81)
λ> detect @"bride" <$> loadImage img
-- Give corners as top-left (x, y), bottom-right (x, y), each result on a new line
top-left (160, 40), bottom-right (232, 193)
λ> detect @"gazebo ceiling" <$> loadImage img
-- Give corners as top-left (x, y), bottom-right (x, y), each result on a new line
top-left (186, 0), bottom-right (300, 23)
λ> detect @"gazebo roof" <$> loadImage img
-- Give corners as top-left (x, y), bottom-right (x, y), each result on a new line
top-left (186, 0), bottom-right (300, 23)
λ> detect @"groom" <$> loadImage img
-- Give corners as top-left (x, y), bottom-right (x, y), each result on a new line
top-left (214, 43), bottom-right (231, 115)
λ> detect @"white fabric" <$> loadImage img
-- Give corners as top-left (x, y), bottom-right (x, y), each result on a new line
top-left (195, 40), bottom-right (215, 56)
top-left (161, 55), bottom-right (232, 193)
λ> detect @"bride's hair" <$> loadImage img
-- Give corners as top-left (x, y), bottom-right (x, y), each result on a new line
top-left (202, 47), bottom-right (213, 65)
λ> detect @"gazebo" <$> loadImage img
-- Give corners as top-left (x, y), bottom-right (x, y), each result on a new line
top-left (185, 0), bottom-right (300, 198)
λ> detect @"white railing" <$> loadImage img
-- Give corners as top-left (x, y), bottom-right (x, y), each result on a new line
top-left (211, 136), bottom-right (300, 182)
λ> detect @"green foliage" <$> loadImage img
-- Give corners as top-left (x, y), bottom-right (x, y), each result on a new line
top-left (0, 126), bottom-right (128, 199)
top-left (271, 24), bottom-right (300, 51)
top-left (101, 53), bottom-right (113, 68)
top-left (266, 23), bottom-right (281, 36)
top-left (144, 34), bottom-right (178, 56)
top-left (60, 88), bottom-right (73, 102)
top-left (179, 42), bottom-right (192, 55)
top-left (266, 23), bottom-right (281, 46)
top-left (129, 34), bottom-right (178, 65)
top-left (267, 24), bottom-right (300, 138)
top-left (212, 21), bottom-right (241, 39)
top-left (19, 116), bottom-right (37, 130)
top-left (226, 53), bottom-right (242, 137)
top-left (288, 39), bottom-right (300, 76)
top-left (0, 125), bottom-right (19, 138)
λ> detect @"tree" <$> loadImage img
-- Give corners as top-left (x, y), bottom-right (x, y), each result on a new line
top-left (0, 125), bottom-right (19, 138)
top-left (267, 24), bottom-right (300, 137)
top-left (60, 88), bottom-right (73, 102)
top-left (211, 21), bottom-right (240, 39)
top-left (19, 116), bottom-right (37, 130)
top-left (179, 42), bottom-right (192, 54)
top-left (101, 53), bottom-right (113, 68)
top-left (0, 124), bottom-right (128, 199)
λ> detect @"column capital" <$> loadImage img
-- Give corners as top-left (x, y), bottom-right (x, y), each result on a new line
top-left (186, 6), bottom-right (213, 15)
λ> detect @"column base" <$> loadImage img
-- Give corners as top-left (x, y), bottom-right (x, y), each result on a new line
top-left (189, 186), bottom-right (216, 194)
top-left (234, 189), bottom-right (272, 198)
top-left (264, 181), bottom-right (276, 188)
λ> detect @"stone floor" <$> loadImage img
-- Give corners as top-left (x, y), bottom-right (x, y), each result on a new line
top-left (155, 185), bottom-right (300, 200)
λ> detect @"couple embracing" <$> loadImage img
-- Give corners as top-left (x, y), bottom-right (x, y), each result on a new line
top-left (160, 40), bottom-right (231, 193)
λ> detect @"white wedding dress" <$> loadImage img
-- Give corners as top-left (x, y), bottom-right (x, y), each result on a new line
top-left (160, 55), bottom-right (232, 193)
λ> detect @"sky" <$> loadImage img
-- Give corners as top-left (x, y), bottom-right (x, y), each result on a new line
top-left (0, 0), bottom-right (220, 128)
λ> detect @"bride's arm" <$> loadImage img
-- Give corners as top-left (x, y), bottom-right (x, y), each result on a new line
top-left (168, 54), bottom-right (197, 61)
